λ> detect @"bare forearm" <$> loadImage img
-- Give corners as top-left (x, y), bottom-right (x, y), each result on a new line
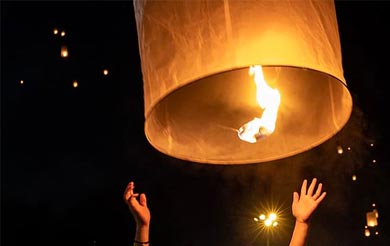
top-left (289, 220), bottom-right (309, 246)
top-left (133, 225), bottom-right (150, 246)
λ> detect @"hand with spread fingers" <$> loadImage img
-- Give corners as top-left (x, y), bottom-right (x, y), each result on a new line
top-left (123, 181), bottom-right (150, 246)
top-left (123, 178), bottom-right (326, 246)
top-left (289, 178), bottom-right (327, 246)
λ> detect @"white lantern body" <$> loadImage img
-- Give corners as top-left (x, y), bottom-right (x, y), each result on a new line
top-left (133, 0), bottom-right (352, 164)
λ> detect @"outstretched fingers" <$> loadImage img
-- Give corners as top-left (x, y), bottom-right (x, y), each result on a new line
top-left (307, 178), bottom-right (317, 196)
top-left (312, 182), bottom-right (323, 199)
top-left (316, 190), bottom-right (327, 204)
top-left (300, 179), bottom-right (308, 197)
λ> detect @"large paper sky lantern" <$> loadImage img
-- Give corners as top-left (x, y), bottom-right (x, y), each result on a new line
top-left (133, 0), bottom-right (352, 164)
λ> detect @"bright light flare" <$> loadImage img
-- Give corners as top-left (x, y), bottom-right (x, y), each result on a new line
top-left (256, 211), bottom-right (279, 227)
top-left (264, 219), bottom-right (272, 226)
top-left (259, 214), bottom-right (266, 220)
top-left (238, 65), bottom-right (280, 143)
top-left (269, 213), bottom-right (277, 221)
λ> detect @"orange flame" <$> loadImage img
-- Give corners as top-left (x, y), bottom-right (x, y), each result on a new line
top-left (238, 65), bottom-right (280, 143)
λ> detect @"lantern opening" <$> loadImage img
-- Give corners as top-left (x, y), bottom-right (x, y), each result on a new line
top-left (144, 66), bottom-right (351, 164)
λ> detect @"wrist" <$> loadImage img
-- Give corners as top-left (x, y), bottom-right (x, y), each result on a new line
top-left (135, 225), bottom-right (149, 243)
top-left (294, 219), bottom-right (309, 229)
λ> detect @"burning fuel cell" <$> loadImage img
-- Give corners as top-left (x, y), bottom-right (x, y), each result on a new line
top-left (238, 65), bottom-right (280, 143)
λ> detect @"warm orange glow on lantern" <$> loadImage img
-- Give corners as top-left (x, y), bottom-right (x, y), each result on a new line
top-left (366, 211), bottom-right (378, 227)
top-left (238, 65), bottom-right (280, 143)
top-left (61, 46), bottom-right (68, 58)
top-left (73, 81), bottom-right (78, 88)
top-left (133, 0), bottom-right (352, 164)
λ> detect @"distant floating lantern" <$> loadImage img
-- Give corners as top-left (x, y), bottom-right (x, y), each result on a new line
top-left (364, 227), bottom-right (370, 237)
top-left (133, 0), bottom-right (352, 164)
top-left (366, 211), bottom-right (378, 227)
top-left (337, 145), bottom-right (343, 154)
top-left (61, 45), bottom-right (68, 58)
top-left (103, 69), bottom-right (109, 76)
top-left (73, 80), bottom-right (78, 88)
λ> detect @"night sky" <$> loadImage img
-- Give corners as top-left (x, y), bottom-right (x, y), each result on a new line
top-left (2, 1), bottom-right (390, 246)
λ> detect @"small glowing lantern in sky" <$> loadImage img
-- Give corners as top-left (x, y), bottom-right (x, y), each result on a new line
top-left (366, 210), bottom-right (378, 227)
top-left (337, 145), bottom-right (343, 154)
top-left (61, 46), bottom-right (68, 58)
top-left (73, 80), bottom-right (78, 88)
top-left (133, 0), bottom-right (352, 164)
top-left (364, 226), bottom-right (370, 237)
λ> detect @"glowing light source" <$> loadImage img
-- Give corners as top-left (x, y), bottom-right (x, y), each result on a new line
top-left (366, 211), bottom-right (378, 227)
top-left (73, 81), bottom-right (78, 88)
top-left (20, 80), bottom-right (24, 85)
top-left (53, 28), bottom-right (58, 35)
top-left (133, 0), bottom-right (352, 164)
top-left (256, 213), bottom-right (278, 227)
top-left (255, 211), bottom-right (279, 246)
top-left (103, 69), bottom-right (109, 76)
top-left (61, 31), bottom-right (66, 37)
top-left (337, 145), bottom-right (343, 154)
top-left (259, 214), bottom-right (266, 220)
top-left (238, 65), bottom-right (280, 143)
top-left (364, 227), bottom-right (370, 237)
top-left (61, 46), bottom-right (68, 58)
top-left (352, 175), bottom-right (357, 181)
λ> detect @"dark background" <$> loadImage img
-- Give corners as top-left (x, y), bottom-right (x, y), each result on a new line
top-left (2, 1), bottom-right (390, 246)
